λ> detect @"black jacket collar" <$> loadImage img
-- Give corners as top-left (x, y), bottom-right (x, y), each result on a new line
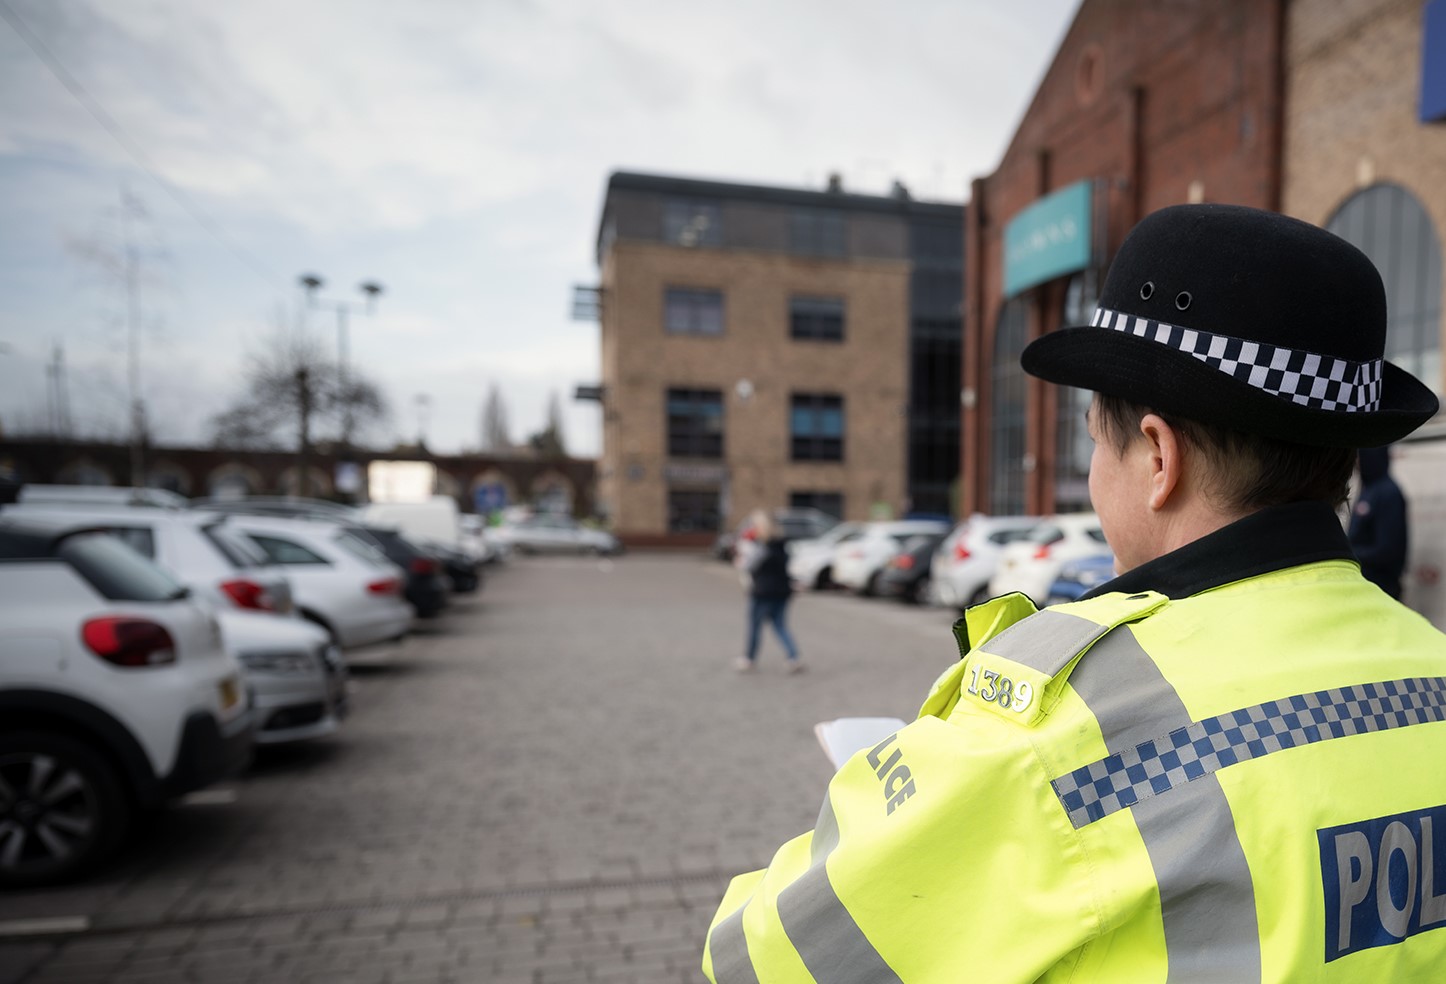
top-left (1080, 500), bottom-right (1355, 601)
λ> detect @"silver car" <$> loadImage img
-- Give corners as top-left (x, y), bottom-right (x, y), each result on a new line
top-left (217, 611), bottom-right (348, 746)
top-left (495, 514), bottom-right (623, 555)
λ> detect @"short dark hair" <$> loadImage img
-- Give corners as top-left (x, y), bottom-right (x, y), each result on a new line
top-left (1092, 394), bottom-right (1355, 510)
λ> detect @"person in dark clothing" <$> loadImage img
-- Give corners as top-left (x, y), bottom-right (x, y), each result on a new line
top-left (1348, 445), bottom-right (1409, 599)
top-left (736, 511), bottom-right (802, 674)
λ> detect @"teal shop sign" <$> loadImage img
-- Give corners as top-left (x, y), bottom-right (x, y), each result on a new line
top-left (1003, 180), bottom-right (1093, 298)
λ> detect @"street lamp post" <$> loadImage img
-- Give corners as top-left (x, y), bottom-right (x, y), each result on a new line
top-left (298, 273), bottom-right (385, 496)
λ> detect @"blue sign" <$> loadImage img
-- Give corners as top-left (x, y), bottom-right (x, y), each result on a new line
top-left (1003, 180), bottom-right (1094, 298)
top-left (473, 483), bottom-right (508, 514)
top-left (1318, 804), bottom-right (1446, 962)
top-left (1422, 0), bottom-right (1446, 122)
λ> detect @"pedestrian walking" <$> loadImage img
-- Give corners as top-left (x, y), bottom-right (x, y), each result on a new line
top-left (735, 510), bottom-right (803, 674)
top-left (703, 204), bottom-right (1446, 981)
top-left (1348, 444), bottom-right (1410, 599)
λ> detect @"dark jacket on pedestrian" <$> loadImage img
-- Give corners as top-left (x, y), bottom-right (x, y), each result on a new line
top-left (748, 538), bottom-right (793, 599)
top-left (1348, 445), bottom-right (1408, 599)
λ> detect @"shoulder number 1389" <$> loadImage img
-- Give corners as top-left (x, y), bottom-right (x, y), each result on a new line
top-left (967, 664), bottom-right (1033, 713)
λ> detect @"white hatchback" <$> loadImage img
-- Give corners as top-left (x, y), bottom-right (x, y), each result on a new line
top-left (0, 503), bottom-right (294, 617)
top-left (987, 513), bottom-right (1112, 604)
top-left (930, 515), bottom-right (1041, 610)
top-left (830, 520), bottom-right (952, 596)
top-left (787, 522), bottom-right (866, 590)
top-left (223, 515), bottom-right (413, 651)
top-left (0, 516), bottom-right (253, 887)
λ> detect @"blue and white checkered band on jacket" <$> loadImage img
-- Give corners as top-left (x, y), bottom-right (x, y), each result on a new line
top-left (1090, 307), bottom-right (1385, 412)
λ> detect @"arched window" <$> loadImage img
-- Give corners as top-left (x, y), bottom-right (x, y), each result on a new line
top-left (990, 299), bottom-right (1029, 516)
top-left (1326, 184), bottom-right (1442, 394)
top-left (1055, 272), bottom-right (1099, 513)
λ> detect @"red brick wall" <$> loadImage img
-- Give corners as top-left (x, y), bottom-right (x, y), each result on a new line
top-left (962, 0), bottom-right (1286, 515)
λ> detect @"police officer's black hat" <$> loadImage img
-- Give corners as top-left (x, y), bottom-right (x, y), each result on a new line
top-left (1021, 203), bottom-right (1439, 447)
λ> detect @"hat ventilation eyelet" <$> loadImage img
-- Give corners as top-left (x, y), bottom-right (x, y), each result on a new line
top-left (1140, 281), bottom-right (1155, 300)
top-left (1175, 291), bottom-right (1192, 311)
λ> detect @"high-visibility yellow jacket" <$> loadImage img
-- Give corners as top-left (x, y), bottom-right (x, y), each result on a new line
top-left (703, 503), bottom-right (1446, 982)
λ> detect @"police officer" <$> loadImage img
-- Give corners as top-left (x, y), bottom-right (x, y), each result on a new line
top-left (702, 204), bottom-right (1446, 982)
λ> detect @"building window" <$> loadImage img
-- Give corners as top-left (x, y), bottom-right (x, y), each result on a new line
top-left (791, 393), bottom-right (845, 461)
top-left (991, 299), bottom-right (1029, 516)
top-left (790, 296), bottom-right (845, 341)
top-left (664, 287), bottom-right (724, 336)
top-left (1327, 183), bottom-right (1442, 393)
top-left (668, 489), bottom-right (721, 533)
top-left (1054, 271), bottom-right (1099, 513)
top-left (663, 199), bottom-right (722, 248)
top-left (789, 491), bottom-right (843, 520)
top-left (789, 208), bottom-right (847, 257)
top-left (666, 388), bottom-right (724, 458)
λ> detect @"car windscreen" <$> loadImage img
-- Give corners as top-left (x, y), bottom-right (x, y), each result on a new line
top-left (202, 522), bottom-right (269, 568)
top-left (57, 532), bottom-right (188, 602)
top-left (333, 529), bottom-right (392, 567)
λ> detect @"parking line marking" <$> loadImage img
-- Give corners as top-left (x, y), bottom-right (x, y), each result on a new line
top-left (0, 916), bottom-right (91, 937)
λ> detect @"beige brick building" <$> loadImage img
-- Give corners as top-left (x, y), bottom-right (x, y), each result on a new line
top-left (1281, 0), bottom-right (1446, 625)
top-left (591, 173), bottom-right (963, 545)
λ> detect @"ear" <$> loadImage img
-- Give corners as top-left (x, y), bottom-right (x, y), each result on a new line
top-left (1137, 414), bottom-right (1183, 511)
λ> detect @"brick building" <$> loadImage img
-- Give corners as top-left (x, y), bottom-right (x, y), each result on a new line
top-left (961, 0), bottom-right (1287, 515)
top-left (1281, 0), bottom-right (1446, 625)
top-left (591, 172), bottom-right (963, 545)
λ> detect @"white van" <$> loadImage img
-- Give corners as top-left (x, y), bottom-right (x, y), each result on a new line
top-left (360, 496), bottom-right (461, 549)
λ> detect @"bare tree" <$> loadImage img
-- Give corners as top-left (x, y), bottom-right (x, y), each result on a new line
top-left (480, 383), bottom-right (512, 451)
top-left (527, 390), bottom-right (567, 459)
top-left (209, 319), bottom-right (390, 455)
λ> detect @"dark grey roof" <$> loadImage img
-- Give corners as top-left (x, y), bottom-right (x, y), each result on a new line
top-left (604, 170), bottom-right (963, 219)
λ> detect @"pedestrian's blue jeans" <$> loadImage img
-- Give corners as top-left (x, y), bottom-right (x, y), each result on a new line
top-left (747, 596), bottom-right (799, 662)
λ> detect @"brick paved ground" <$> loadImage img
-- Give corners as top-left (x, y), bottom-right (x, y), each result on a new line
top-left (0, 554), bottom-right (962, 983)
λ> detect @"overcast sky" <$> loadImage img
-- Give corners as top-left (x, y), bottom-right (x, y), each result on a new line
top-left (0, 0), bottom-right (1078, 458)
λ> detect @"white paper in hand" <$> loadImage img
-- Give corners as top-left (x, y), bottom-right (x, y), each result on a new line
top-left (814, 716), bottom-right (908, 769)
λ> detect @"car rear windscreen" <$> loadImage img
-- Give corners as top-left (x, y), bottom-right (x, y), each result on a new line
top-left (58, 533), bottom-right (187, 602)
top-left (202, 523), bottom-right (269, 568)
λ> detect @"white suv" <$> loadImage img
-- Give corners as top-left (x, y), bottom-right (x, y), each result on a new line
top-left (0, 516), bottom-right (254, 887)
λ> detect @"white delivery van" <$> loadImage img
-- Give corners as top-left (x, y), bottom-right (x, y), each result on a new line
top-left (360, 496), bottom-right (462, 549)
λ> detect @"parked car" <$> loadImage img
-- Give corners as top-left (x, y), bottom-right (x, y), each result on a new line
top-left (360, 497), bottom-right (461, 551)
top-left (460, 513), bottom-right (507, 564)
top-left (988, 513), bottom-right (1111, 604)
top-left (495, 514), bottom-right (623, 555)
top-left (416, 538), bottom-right (482, 593)
top-left (1045, 552), bottom-right (1118, 606)
top-left (877, 531), bottom-right (949, 604)
top-left (786, 522), bottom-right (865, 589)
top-left (222, 515), bottom-right (415, 647)
top-left (1, 504), bottom-right (295, 617)
top-left (0, 516), bottom-right (253, 887)
top-left (218, 611), bottom-right (348, 745)
top-left (713, 507), bottom-right (838, 562)
top-left (17, 484), bottom-right (189, 509)
top-left (191, 496), bottom-right (362, 524)
top-left (930, 515), bottom-right (1042, 610)
top-left (831, 520), bottom-right (952, 596)
top-left (359, 526), bottom-right (451, 618)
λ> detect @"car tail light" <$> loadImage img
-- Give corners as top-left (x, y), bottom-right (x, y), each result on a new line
top-left (410, 557), bottom-right (438, 576)
top-left (220, 579), bottom-right (276, 611)
top-left (82, 617), bottom-right (176, 667)
top-left (891, 555), bottom-right (916, 571)
top-left (367, 577), bottom-right (400, 595)
top-left (953, 542), bottom-right (972, 561)
top-left (1033, 544), bottom-right (1053, 560)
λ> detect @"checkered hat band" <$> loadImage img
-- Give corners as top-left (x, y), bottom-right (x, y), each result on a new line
top-left (1051, 676), bottom-right (1446, 829)
top-left (1090, 307), bottom-right (1384, 412)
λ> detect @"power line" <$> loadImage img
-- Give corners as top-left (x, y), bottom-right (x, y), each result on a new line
top-left (0, 0), bottom-right (281, 289)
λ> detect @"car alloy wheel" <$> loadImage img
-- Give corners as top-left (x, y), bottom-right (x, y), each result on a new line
top-left (0, 733), bottom-right (127, 888)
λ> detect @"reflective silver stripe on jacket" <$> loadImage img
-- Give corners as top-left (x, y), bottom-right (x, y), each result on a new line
top-left (709, 793), bottom-right (902, 984)
top-left (1064, 627), bottom-right (1262, 983)
top-left (980, 609), bottom-right (1114, 676)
